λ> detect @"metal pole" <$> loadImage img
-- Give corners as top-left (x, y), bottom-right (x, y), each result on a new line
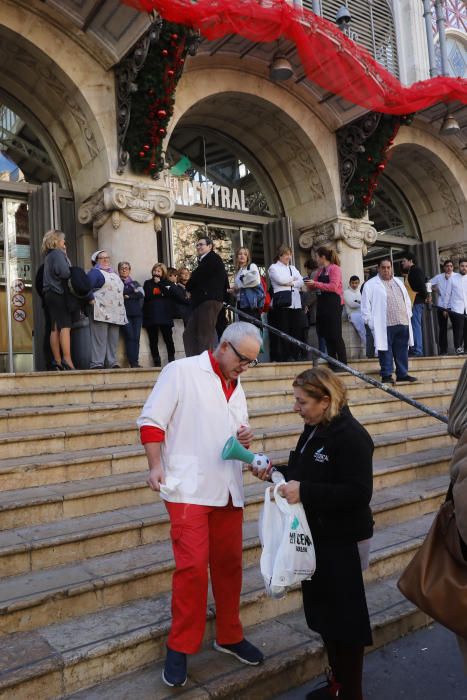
top-left (312, 0), bottom-right (321, 15)
top-left (422, 0), bottom-right (438, 78)
top-left (434, 0), bottom-right (449, 76)
top-left (226, 303), bottom-right (450, 425)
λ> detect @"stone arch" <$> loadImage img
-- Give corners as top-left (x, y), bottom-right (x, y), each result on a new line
top-left (0, 20), bottom-right (113, 198)
top-left (171, 68), bottom-right (339, 229)
top-left (384, 125), bottom-right (467, 246)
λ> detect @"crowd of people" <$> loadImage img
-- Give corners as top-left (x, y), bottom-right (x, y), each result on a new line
top-left (38, 229), bottom-right (467, 377)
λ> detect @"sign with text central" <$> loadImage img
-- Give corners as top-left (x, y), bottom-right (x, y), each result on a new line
top-left (173, 179), bottom-right (249, 212)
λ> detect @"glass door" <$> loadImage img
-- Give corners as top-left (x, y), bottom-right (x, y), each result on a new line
top-left (0, 198), bottom-right (33, 373)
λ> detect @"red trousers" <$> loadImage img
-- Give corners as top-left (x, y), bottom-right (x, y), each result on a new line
top-left (165, 499), bottom-right (244, 654)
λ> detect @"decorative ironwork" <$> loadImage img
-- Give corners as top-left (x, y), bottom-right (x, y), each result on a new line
top-left (115, 19), bottom-right (163, 175)
top-left (337, 112), bottom-right (382, 211)
top-left (115, 20), bottom-right (201, 176)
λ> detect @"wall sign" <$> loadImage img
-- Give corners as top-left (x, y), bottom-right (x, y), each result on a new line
top-left (173, 179), bottom-right (249, 212)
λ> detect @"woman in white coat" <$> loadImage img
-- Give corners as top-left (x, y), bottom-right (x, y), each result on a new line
top-left (361, 258), bottom-right (416, 383)
top-left (268, 244), bottom-right (304, 362)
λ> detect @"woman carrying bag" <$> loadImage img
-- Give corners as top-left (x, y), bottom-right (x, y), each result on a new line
top-left (231, 247), bottom-right (264, 323)
top-left (269, 367), bottom-right (374, 699)
top-left (306, 247), bottom-right (347, 371)
top-left (268, 244), bottom-right (304, 362)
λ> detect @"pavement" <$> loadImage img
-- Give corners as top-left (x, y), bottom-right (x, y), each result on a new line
top-left (274, 623), bottom-right (467, 700)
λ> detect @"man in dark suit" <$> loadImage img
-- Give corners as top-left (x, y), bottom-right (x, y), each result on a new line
top-left (183, 237), bottom-right (228, 356)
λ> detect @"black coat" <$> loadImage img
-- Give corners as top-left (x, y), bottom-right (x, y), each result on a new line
top-left (186, 250), bottom-right (228, 309)
top-left (280, 405), bottom-right (374, 544)
top-left (142, 279), bottom-right (177, 327)
top-left (279, 406), bottom-right (374, 646)
top-left (407, 265), bottom-right (427, 305)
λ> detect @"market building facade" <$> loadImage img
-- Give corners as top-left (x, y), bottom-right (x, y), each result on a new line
top-left (0, 0), bottom-right (465, 370)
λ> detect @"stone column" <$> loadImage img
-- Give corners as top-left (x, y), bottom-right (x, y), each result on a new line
top-left (298, 215), bottom-right (377, 285)
top-left (78, 178), bottom-right (176, 284)
top-left (298, 216), bottom-right (377, 360)
top-left (78, 178), bottom-right (177, 367)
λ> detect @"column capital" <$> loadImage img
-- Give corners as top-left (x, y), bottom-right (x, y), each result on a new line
top-left (78, 178), bottom-right (176, 237)
top-left (298, 216), bottom-right (377, 256)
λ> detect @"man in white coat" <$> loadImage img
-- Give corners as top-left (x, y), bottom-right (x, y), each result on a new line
top-left (361, 258), bottom-right (417, 384)
top-left (137, 322), bottom-right (263, 687)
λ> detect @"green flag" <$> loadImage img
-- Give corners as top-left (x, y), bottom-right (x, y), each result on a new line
top-left (170, 155), bottom-right (191, 176)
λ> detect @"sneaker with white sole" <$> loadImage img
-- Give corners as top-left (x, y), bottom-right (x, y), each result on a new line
top-left (213, 638), bottom-right (264, 665)
top-left (162, 647), bottom-right (187, 687)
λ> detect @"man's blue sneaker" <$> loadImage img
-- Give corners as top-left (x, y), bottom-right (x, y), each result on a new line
top-left (213, 638), bottom-right (264, 665)
top-left (162, 647), bottom-right (187, 687)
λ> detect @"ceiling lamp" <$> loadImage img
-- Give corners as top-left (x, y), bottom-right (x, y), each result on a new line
top-left (440, 113), bottom-right (461, 135)
top-left (270, 54), bottom-right (294, 81)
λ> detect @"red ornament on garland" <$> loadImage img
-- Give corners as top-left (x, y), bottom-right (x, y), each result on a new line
top-left (377, 163), bottom-right (385, 171)
top-left (157, 109), bottom-right (167, 119)
top-left (367, 156), bottom-right (373, 163)
top-left (167, 69), bottom-right (175, 77)
top-left (143, 144), bottom-right (150, 151)
top-left (139, 151), bottom-right (145, 157)
top-left (159, 127), bottom-right (166, 135)
top-left (161, 49), bottom-right (169, 57)
top-left (171, 33), bottom-right (179, 40)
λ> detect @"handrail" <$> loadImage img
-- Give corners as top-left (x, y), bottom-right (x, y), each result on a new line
top-left (224, 303), bottom-right (449, 425)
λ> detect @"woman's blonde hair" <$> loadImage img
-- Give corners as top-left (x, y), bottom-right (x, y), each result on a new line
top-left (235, 247), bottom-right (251, 270)
top-left (151, 262), bottom-right (168, 278)
top-left (293, 367), bottom-right (347, 424)
top-left (316, 246), bottom-right (340, 267)
top-left (41, 229), bottom-right (64, 255)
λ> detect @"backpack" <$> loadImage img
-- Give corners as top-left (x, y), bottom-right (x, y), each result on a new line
top-left (68, 266), bottom-right (91, 299)
top-left (260, 275), bottom-right (271, 313)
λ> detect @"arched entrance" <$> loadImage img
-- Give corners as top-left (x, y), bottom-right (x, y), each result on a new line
top-left (165, 83), bottom-right (337, 279)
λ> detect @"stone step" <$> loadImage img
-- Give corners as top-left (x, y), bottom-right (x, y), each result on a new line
top-left (0, 473), bottom-right (448, 636)
top-left (0, 447), bottom-right (452, 579)
top-left (62, 573), bottom-right (430, 700)
top-left (0, 385), bottom-right (449, 437)
top-left (0, 571), bottom-right (430, 700)
top-left (0, 356), bottom-right (462, 402)
top-left (1, 446), bottom-right (452, 577)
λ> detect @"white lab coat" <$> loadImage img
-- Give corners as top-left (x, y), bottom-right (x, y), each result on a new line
top-left (361, 275), bottom-right (413, 351)
top-left (137, 351), bottom-right (249, 507)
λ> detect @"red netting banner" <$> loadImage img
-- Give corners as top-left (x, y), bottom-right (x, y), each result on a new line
top-left (122, 0), bottom-right (467, 114)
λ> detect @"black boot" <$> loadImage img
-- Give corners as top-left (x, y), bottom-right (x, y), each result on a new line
top-left (152, 356), bottom-right (161, 367)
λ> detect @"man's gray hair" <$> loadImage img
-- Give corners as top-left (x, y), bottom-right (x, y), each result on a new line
top-left (220, 322), bottom-right (262, 347)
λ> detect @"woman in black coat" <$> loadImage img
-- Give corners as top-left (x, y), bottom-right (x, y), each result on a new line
top-left (276, 367), bottom-right (374, 700)
top-left (143, 263), bottom-right (177, 366)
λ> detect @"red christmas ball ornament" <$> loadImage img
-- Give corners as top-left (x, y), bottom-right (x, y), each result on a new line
top-left (377, 163), bottom-right (385, 171)
top-left (139, 151), bottom-right (145, 157)
top-left (157, 109), bottom-right (167, 119)
top-left (367, 156), bottom-right (373, 163)
top-left (180, 58), bottom-right (185, 65)
top-left (161, 49), bottom-right (169, 57)
top-left (143, 144), bottom-right (150, 151)
top-left (159, 127), bottom-right (166, 136)
top-left (167, 69), bottom-right (175, 77)
top-left (171, 33), bottom-right (179, 40)
top-left (150, 162), bottom-right (156, 169)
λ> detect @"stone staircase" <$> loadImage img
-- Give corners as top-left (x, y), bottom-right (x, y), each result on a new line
top-left (0, 357), bottom-right (462, 700)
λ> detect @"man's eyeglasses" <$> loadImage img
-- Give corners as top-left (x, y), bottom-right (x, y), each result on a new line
top-left (195, 242), bottom-right (206, 248)
top-left (228, 342), bottom-right (258, 368)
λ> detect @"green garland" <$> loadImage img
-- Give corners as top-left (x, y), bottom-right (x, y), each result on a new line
top-left (346, 114), bottom-right (413, 219)
top-left (125, 21), bottom-right (189, 176)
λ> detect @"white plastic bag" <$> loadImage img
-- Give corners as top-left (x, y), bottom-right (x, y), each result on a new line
top-left (259, 482), bottom-right (316, 599)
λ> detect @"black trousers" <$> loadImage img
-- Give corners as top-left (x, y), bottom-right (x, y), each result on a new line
top-left (436, 307), bottom-right (449, 354)
top-left (269, 308), bottom-right (303, 361)
top-left (450, 310), bottom-right (467, 351)
top-left (146, 324), bottom-right (175, 365)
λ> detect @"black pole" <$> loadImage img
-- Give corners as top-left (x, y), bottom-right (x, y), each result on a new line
top-left (225, 303), bottom-right (449, 425)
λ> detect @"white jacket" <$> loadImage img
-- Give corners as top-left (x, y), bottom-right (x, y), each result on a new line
top-left (448, 273), bottom-right (467, 315)
top-left (361, 275), bottom-right (413, 351)
top-left (343, 287), bottom-right (362, 319)
top-left (268, 261), bottom-right (303, 309)
top-left (137, 351), bottom-right (249, 507)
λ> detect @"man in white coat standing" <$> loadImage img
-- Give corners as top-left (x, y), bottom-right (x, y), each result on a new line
top-left (137, 322), bottom-right (263, 688)
top-left (361, 258), bottom-right (417, 384)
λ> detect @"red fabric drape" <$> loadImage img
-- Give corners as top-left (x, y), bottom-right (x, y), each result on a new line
top-left (122, 0), bottom-right (467, 114)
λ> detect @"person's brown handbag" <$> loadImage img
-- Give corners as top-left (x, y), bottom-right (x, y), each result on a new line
top-left (397, 490), bottom-right (467, 637)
